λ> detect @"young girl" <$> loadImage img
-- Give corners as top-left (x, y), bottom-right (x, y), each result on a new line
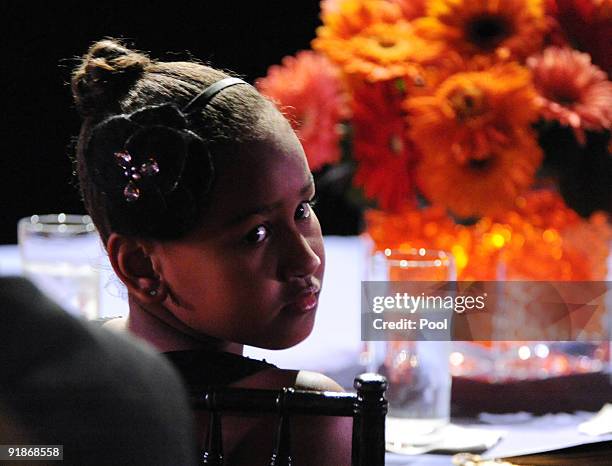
top-left (71, 39), bottom-right (351, 464)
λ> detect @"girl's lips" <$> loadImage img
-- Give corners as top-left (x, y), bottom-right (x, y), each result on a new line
top-left (295, 292), bottom-right (318, 313)
top-left (286, 289), bottom-right (320, 314)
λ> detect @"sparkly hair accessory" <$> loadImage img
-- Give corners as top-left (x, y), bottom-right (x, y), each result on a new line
top-left (84, 77), bottom-right (248, 237)
top-left (114, 150), bottom-right (160, 202)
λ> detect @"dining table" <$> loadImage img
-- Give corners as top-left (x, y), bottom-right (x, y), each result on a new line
top-left (2, 235), bottom-right (611, 465)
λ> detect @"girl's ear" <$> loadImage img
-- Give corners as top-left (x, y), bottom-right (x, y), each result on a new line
top-left (106, 233), bottom-right (167, 304)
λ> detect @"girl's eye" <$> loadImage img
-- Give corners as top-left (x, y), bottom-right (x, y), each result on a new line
top-left (245, 225), bottom-right (269, 244)
top-left (295, 199), bottom-right (316, 221)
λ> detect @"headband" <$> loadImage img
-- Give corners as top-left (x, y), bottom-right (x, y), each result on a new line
top-left (183, 77), bottom-right (248, 113)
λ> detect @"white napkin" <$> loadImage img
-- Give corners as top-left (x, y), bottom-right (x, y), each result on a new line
top-left (579, 404), bottom-right (612, 436)
top-left (386, 423), bottom-right (505, 455)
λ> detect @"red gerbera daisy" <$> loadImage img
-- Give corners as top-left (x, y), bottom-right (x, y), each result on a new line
top-left (257, 51), bottom-right (350, 171)
top-left (351, 81), bottom-right (419, 210)
top-left (527, 46), bottom-right (612, 144)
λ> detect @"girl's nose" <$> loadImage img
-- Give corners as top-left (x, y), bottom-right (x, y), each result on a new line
top-left (279, 230), bottom-right (322, 281)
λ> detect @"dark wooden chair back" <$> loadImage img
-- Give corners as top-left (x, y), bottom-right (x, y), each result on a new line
top-left (192, 373), bottom-right (387, 466)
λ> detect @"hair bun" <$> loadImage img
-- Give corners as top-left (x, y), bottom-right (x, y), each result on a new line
top-left (72, 39), bottom-right (152, 117)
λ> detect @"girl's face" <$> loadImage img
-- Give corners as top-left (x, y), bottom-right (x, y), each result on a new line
top-left (151, 117), bottom-right (325, 349)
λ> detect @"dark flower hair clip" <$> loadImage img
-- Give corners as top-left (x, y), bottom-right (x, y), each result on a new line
top-left (114, 150), bottom-right (160, 202)
top-left (83, 77), bottom-right (248, 239)
top-left (84, 104), bottom-right (214, 238)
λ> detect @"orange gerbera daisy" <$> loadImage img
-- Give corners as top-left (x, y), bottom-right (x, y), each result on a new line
top-left (406, 63), bottom-right (540, 162)
top-left (322, 0), bottom-right (427, 22)
top-left (352, 81), bottom-right (419, 210)
top-left (317, 0), bottom-right (402, 39)
top-left (527, 46), bottom-right (612, 145)
top-left (415, 130), bottom-right (543, 217)
top-left (388, 0), bottom-right (427, 20)
top-left (413, 0), bottom-right (549, 62)
top-left (315, 18), bottom-right (445, 82)
top-left (256, 51), bottom-right (349, 171)
top-left (405, 64), bottom-right (542, 217)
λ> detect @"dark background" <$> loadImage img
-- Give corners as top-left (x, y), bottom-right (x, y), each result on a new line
top-left (1, 1), bottom-right (325, 244)
top-left (3, 2), bottom-right (608, 244)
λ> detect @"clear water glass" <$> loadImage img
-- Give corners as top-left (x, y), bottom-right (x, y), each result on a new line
top-left (18, 214), bottom-right (101, 319)
top-left (368, 248), bottom-right (455, 447)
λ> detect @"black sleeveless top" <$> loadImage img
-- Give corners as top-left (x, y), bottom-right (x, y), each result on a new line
top-left (163, 350), bottom-right (276, 390)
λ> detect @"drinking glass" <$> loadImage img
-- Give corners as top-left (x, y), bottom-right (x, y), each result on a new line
top-left (490, 256), bottom-right (610, 381)
top-left (368, 248), bottom-right (455, 447)
top-left (18, 214), bottom-right (101, 319)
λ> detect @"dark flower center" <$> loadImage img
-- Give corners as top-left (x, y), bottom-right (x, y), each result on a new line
top-left (549, 88), bottom-right (581, 106)
top-left (448, 86), bottom-right (487, 121)
top-left (378, 38), bottom-right (397, 48)
top-left (466, 14), bottom-right (513, 50)
top-left (468, 156), bottom-right (494, 171)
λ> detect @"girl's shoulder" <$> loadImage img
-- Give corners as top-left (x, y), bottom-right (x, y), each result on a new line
top-left (97, 324), bottom-right (344, 394)
top-left (234, 366), bottom-right (344, 393)
top-left (162, 348), bottom-right (344, 393)
top-left (294, 370), bottom-right (344, 392)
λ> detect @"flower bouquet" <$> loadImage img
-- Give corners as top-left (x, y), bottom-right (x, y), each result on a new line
top-left (257, 0), bottom-right (612, 381)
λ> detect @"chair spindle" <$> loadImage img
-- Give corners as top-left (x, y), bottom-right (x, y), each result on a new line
top-left (352, 373), bottom-right (388, 466)
top-left (269, 387), bottom-right (293, 466)
top-left (201, 391), bottom-right (224, 466)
